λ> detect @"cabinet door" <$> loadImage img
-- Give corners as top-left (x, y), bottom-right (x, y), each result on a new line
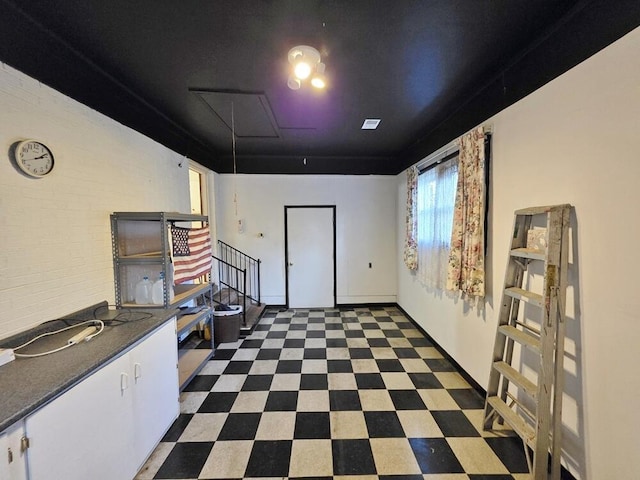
top-left (25, 354), bottom-right (134, 480)
top-left (130, 319), bottom-right (179, 470)
top-left (0, 429), bottom-right (7, 480)
top-left (3, 421), bottom-right (28, 480)
top-left (0, 423), bottom-right (27, 480)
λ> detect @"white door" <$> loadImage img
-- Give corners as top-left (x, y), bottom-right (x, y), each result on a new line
top-left (286, 207), bottom-right (335, 308)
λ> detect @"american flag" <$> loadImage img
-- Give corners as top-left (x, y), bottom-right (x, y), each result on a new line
top-left (170, 225), bottom-right (212, 284)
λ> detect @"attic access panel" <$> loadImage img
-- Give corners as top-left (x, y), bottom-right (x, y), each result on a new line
top-left (192, 90), bottom-right (279, 139)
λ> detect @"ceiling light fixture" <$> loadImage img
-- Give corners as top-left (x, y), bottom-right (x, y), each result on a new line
top-left (288, 45), bottom-right (326, 90)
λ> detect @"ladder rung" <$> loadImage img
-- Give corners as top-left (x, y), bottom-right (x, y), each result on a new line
top-left (486, 396), bottom-right (536, 448)
top-left (515, 204), bottom-right (571, 216)
top-left (505, 391), bottom-right (536, 423)
top-left (493, 361), bottom-right (537, 398)
top-left (514, 320), bottom-right (541, 336)
top-left (505, 287), bottom-right (543, 307)
top-left (498, 325), bottom-right (541, 354)
top-left (510, 248), bottom-right (545, 261)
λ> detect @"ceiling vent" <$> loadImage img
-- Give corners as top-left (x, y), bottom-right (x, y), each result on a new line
top-left (361, 118), bottom-right (381, 130)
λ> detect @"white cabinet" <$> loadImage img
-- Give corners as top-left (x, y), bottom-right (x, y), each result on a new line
top-left (26, 352), bottom-right (133, 480)
top-left (25, 320), bottom-right (178, 480)
top-left (0, 421), bottom-right (28, 480)
top-left (130, 321), bottom-right (179, 471)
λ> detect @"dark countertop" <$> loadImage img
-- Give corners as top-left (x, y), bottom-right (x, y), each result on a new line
top-left (0, 302), bottom-right (177, 432)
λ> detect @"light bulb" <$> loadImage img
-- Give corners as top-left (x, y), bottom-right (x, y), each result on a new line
top-left (311, 63), bottom-right (326, 89)
top-left (294, 61), bottom-right (312, 79)
top-left (311, 76), bottom-right (326, 89)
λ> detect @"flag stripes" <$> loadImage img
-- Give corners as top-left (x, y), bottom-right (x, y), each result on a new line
top-left (171, 225), bottom-right (212, 284)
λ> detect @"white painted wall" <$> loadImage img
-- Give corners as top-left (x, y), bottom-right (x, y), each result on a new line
top-left (397, 27), bottom-right (640, 480)
top-left (0, 64), bottom-right (190, 339)
top-left (216, 174), bottom-right (397, 305)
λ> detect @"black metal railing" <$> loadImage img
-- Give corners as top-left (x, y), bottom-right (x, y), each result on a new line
top-left (212, 255), bottom-right (247, 325)
top-left (211, 241), bottom-right (261, 328)
top-left (216, 240), bottom-right (261, 305)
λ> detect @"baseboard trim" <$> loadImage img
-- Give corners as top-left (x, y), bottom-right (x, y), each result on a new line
top-left (264, 304), bottom-right (287, 310)
top-left (265, 302), bottom-right (398, 310)
top-left (336, 302), bottom-right (398, 309)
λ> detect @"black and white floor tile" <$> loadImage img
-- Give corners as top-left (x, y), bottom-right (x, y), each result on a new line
top-left (136, 307), bottom-right (530, 480)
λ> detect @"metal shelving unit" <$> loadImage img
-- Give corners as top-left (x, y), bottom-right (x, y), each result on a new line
top-left (110, 211), bottom-right (215, 391)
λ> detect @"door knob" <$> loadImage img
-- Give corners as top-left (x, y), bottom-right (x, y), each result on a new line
top-left (289, 262), bottom-right (294, 266)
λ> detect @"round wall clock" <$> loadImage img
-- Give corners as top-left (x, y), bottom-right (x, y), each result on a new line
top-left (12, 139), bottom-right (55, 178)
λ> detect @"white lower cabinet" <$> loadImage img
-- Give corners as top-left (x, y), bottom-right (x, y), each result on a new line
top-left (130, 321), bottom-right (180, 472)
top-left (24, 319), bottom-right (178, 480)
top-left (26, 352), bottom-right (133, 480)
top-left (0, 421), bottom-right (28, 480)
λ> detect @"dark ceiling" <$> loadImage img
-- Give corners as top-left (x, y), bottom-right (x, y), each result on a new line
top-left (1, 0), bottom-right (638, 174)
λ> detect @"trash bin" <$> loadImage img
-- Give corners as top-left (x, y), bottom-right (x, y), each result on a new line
top-left (213, 305), bottom-right (243, 344)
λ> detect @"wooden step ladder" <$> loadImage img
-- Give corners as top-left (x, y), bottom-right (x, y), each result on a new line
top-left (483, 204), bottom-right (571, 479)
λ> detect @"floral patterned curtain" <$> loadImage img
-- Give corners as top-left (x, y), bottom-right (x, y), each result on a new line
top-left (446, 126), bottom-right (486, 299)
top-left (403, 166), bottom-right (419, 270)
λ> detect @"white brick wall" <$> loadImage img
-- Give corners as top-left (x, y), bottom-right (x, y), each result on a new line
top-left (0, 64), bottom-right (191, 339)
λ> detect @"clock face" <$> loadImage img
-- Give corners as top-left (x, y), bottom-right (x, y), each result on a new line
top-left (14, 140), bottom-right (55, 177)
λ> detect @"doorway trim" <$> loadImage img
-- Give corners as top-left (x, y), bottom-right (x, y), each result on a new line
top-left (284, 205), bottom-right (337, 308)
top-left (188, 161), bottom-right (210, 215)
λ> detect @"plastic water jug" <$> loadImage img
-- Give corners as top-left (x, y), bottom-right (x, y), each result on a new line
top-left (152, 271), bottom-right (175, 305)
top-left (152, 272), bottom-right (165, 305)
top-left (134, 276), bottom-right (152, 304)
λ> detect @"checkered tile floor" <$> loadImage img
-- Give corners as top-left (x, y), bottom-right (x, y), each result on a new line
top-left (136, 306), bottom-right (530, 479)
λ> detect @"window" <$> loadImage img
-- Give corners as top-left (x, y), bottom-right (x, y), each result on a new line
top-left (416, 154), bottom-right (458, 289)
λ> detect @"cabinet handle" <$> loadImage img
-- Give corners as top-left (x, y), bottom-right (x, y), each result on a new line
top-left (7, 447), bottom-right (12, 464)
top-left (120, 372), bottom-right (129, 392)
top-left (134, 362), bottom-right (142, 382)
